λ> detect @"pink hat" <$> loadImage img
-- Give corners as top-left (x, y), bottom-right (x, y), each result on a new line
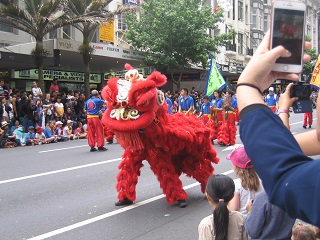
top-left (226, 146), bottom-right (253, 169)
top-left (67, 120), bottom-right (73, 124)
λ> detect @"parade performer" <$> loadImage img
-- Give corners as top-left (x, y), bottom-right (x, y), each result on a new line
top-left (199, 95), bottom-right (217, 141)
top-left (264, 87), bottom-right (278, 113)
top-left (85, 90), bottom-right (108, 152)
top-left (211, 90), bottom-right (223, 141)
top-left (101, 64), bottom-right (219, 208)
top-left (233, 94), bottom-right (240, 124)
top-left (178, 88), bottom-right (194, 115)
top-left (165, 91), bottom-right (173, 114)
top-left (100, 102), bottom-right (115, 144)
top-left (103, 124), bottom-right (115, 144)
top-left (217, 91), bottom-right (237, 146)
top-left (302, 97), bottom-right (313, 129)
top-left (199, 95), bottom-right (212, 124)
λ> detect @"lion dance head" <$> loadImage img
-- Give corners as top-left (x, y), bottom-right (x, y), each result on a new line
top-left (101, 64), bottom-right (167, 150)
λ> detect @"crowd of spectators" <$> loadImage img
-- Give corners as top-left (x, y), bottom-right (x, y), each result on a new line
top-left (0, 79), bottom-right (91, 148)
top-left (164, 87), bottom-right (204, 114)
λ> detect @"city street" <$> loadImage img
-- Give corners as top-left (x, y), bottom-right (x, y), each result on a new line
top-left (0, 112), bottom-right (317, 240)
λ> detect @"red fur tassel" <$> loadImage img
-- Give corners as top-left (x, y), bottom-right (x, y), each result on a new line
top-left (217, 120), bottom-right (229, 145)
top-left (115, 131), bottom-right (144, 150)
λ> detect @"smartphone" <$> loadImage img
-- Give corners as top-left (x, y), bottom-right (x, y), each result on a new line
top-left (270, 1), bottom-right (306, 73)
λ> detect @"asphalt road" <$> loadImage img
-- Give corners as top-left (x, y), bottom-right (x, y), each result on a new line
top-left (0, 112), bottom-right (316, 240)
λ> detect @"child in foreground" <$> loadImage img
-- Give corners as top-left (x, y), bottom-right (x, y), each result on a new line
top-left (198, 174), bottom-right (247, 240)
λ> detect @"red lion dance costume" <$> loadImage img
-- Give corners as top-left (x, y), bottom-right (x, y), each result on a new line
top-left (101, 64), bottom-right (219, 207)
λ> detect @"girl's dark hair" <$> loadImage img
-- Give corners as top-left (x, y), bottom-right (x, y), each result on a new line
top-left (214, 90), bottom-right (222, 98)
top-left (206, 174), bottom-right (235, 240)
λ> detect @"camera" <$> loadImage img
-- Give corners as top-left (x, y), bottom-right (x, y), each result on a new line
top-left (290, 82), bottom-right (312, 113)
top-left (290, 83), bottom-right (311, 100)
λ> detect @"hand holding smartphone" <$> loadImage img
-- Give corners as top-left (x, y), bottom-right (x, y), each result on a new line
top-left (270, 1), bottom-right (306, 73)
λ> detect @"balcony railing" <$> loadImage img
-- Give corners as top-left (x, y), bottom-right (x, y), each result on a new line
top-left (226, 44), bottom-right (237, 52)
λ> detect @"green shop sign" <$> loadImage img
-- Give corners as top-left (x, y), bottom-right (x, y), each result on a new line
top-left (15, 69), bottom-right (101, 84)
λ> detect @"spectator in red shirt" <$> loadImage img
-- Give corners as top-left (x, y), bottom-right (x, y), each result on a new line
top-left (49, 78), bottom-right (59, 95)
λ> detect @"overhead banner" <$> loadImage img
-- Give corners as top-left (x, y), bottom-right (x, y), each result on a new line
top-left (205, 56), bottom-right (226, 96)
top-left (310, 54), bottom-right (320, 89)
top-left (99, 21), bottom-right (114, 43)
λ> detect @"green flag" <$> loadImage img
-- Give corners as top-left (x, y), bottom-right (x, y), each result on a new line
top-left (205, 56), bottom-right (226, 96)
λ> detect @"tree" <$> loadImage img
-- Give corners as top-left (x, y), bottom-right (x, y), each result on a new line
top-left (303, 35), bottom-right (318, 81)
top-left (125, 0), bottom-right (233, 90)
top-left (0, 0), bottom-right (68, 94)
top-left (67, 0), bottom-right (134, 99)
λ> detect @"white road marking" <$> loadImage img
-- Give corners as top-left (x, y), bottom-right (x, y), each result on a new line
top-left (0, 158), bottom-right (122, 185)
top-left (221, 169), bottom-right (234, 175)
top-left (38, 145), bottom-right (88, 153)
top-left (290, 121), bottom-right (304, 126)
top-left (222, 144), bottom-right (242, 152)
top-left (27, 169), bottom-right (234, 240)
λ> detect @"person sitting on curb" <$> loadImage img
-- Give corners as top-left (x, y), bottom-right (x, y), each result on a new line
top-left (55, 121), bottom-right (68, 142)
top-left (24, 126), bottom-right (39, 146)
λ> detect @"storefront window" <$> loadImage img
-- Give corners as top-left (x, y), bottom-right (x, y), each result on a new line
top-left (0, 24), bottom-right (14, 33)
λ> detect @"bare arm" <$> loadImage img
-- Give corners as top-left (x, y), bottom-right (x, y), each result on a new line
top-left (294, 130), bottom-right (320, 156)
top-left (11, 97), bottom-right (17, 117)
top-left (278, 84), bottom-right (320, 156)
top-left (277, 83), bottom-right (298, 129)
top-left (185, 105), bottom-right (194, 115)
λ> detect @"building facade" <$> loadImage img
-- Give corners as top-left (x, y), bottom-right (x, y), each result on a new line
top-left (0, 0), bottom-right (319, 93)
top-left (0, 0), bottom-right (144, 92)
top-left (213, 0), bottom-right (319, 90)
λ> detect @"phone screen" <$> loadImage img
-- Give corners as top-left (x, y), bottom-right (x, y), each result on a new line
top-left (272, 9), bottom-right (305, 65)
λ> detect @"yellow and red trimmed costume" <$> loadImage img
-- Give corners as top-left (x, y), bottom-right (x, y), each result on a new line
top-left (85, 99), bottom-right (105, 148)
top-left (217, 99), bottom-right (237, 146)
